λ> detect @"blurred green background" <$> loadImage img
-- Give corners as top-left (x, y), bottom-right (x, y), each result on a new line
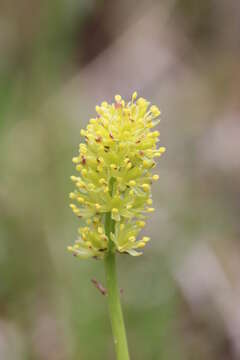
top-left (1, 0), bottom-right (240, 359)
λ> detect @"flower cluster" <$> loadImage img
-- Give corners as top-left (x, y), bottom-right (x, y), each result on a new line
top-left (68, 92), bottom-right (165, 259)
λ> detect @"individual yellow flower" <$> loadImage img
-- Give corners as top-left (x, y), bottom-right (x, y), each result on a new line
top-left (68, 92), bottom-right (165, 259)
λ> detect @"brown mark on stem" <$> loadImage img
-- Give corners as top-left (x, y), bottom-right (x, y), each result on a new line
top-left (91, 278), bottom-right (107, 295)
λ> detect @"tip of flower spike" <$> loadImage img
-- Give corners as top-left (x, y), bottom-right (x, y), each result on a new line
top-left (132, 91), bottom-right (137, 101)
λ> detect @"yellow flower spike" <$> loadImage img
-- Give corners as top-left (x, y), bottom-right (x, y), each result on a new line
top-left (68, 93), bottom-right (165, 260)
top-left (67, 93), bottom-right (166, 360)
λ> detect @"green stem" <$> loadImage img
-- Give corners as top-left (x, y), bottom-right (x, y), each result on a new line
top-left (104, 212), bottom-right (130, 360)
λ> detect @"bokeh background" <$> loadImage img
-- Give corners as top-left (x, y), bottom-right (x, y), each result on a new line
top-left (1, 0), bottom-right (240, 359)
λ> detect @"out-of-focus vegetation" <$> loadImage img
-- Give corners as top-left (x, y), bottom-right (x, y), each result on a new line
top-left (1, 0), bottom-right (240, 359)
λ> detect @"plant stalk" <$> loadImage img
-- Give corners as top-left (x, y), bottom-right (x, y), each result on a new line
top-left (104, 212), bottom-right (130, 360)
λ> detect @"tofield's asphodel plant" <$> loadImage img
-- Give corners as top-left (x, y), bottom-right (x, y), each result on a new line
top-left (68, 92), bottom-right (165, 360)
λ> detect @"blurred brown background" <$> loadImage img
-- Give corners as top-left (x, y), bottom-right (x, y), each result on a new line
top-left (1, 0), bottom-right (240, 359)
